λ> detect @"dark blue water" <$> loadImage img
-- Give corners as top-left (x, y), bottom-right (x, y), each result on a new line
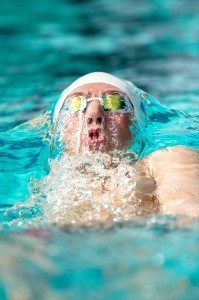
top-left (0, 0), bottom-right (199, 299)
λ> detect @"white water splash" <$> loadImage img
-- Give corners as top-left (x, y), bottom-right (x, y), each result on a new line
top-left (28, 150), bottom-right (157, 227)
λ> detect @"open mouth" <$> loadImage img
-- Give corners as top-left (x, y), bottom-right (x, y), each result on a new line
top-left (85, 128), bottom-right (106, 145)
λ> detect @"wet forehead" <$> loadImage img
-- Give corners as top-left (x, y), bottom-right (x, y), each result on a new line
top-left (67, 82), bottom-right (124, 98)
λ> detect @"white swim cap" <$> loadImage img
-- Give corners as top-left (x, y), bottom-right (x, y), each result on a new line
top-left (53, 72), bottom-right (139, 123)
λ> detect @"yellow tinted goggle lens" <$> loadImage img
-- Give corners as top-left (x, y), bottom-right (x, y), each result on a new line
top-left (68, 96), bottom-right (84, 112)
top-left (103, 94), bottom-right (121, 110)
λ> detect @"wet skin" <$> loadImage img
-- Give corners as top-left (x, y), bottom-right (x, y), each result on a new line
top-left (63, 83), bottom-right (133, 153)
top-left (60, 83), bottom-right (199, 217)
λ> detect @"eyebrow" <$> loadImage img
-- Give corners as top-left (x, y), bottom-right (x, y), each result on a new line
top-left (102, 90), bottom-right (125, 95)
top-left (66, 90), bottom-right (128, 99)
top-left (66, 92), bottom-right (85, 98)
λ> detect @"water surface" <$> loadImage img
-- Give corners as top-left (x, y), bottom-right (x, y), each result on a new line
top-left (0, 0), bottom-right (199, 299)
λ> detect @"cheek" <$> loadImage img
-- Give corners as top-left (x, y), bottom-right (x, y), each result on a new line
top-left (106, 114), bottom-right (131, 133)
top-left (64, 116), bottom-right (79, 141)
top-left (119, 114), bottom-right (132, 127)
top-left (106, 114), bottom-right (133, 148)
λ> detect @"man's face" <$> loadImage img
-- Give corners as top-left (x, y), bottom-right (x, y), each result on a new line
top-left (61, 83), bottom-right (133, 153)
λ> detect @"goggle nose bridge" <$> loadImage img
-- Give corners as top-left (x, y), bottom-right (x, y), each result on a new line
top-left (86, 97), bottom-right (103, 102)
top-left (81, 97), bottom-right (105, 111)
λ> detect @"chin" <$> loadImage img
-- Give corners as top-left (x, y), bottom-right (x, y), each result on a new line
top-left (81, 140), bottom-right (110, 153)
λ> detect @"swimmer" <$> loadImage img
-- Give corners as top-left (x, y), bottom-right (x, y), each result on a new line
top-left (53, 72), bottom-right (199, 218)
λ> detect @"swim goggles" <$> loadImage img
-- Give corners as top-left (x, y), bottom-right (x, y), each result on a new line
top-left (62, 93), bottom-right (134, 114)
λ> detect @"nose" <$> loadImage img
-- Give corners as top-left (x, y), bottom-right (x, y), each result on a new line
top-left (84, 100), bottom-right (105, 127)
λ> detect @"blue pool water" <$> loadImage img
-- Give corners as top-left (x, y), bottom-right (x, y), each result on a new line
top-left (0, 0), bottom-right (199, 299)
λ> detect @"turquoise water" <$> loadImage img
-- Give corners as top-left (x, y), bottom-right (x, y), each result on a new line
top-left (0, 0), bottom-right (199, 299)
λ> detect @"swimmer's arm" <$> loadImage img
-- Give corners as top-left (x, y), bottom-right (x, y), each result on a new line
top-left (134, 158), bottom-right (158, 213)
top-left (146, 146), bottom-right (199, 217)
top-left (134, 159), bottom-right (156, 194)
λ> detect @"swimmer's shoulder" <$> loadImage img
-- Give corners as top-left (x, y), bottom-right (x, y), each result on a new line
top-left (135, 145), bottom-right (199, 183)
top-left (138, 146), bottom-right (199, 216)
top-left (137, 145), bottom-right (199, 182)
top-left (145, 146), bottom-right (199, 177)
top-left (148, 145), bottom-right (199, 160)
